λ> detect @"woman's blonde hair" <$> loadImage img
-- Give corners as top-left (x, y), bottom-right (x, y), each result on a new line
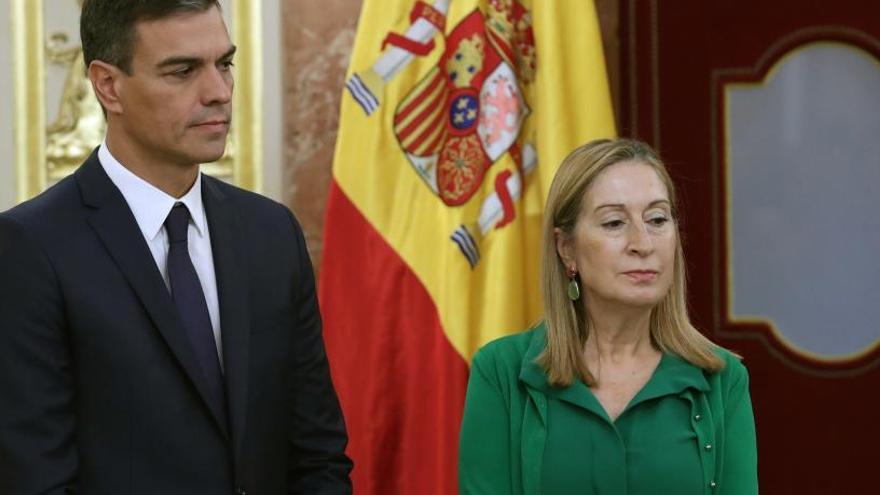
top-left (538, 138), bottom-right (724, 387)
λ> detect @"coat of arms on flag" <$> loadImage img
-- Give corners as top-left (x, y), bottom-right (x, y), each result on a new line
top-left (346, 0), bottom-right (538, 268)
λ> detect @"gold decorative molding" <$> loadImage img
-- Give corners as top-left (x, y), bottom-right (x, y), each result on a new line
top-left (12, 0), bottom-right (46, 203)
top-left (230, 0), bottom-right (262, 192)
top-left (11, 0), bottom-right (262, 202)
top-left (45, 29), bottom-right (106, 181)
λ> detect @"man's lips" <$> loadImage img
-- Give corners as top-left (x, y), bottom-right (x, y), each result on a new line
top-left (191, 120), bottom-right (230, 132)
top-left (622, 270), bottom-right (658, 282)
top-left (193, 119), bottom-right (229, 126)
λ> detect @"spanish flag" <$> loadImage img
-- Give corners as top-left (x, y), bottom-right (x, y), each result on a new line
top-left (320, 1), bottom-right (615, 491)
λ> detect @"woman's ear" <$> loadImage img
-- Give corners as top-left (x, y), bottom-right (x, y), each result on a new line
top-left (554, 227), bottom-right (574, 270)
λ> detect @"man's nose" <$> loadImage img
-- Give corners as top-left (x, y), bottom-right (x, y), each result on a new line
top-left (201, 66), bottom-right (233, 106)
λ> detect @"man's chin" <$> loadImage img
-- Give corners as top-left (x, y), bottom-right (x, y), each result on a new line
top-left (202, 151), bottom-right (227, 165)
top-left (187, 144), bottom-right (228, 166)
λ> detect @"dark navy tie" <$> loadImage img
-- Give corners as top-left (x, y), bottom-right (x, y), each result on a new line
top-left (165, 203), bottom-right (227, 424)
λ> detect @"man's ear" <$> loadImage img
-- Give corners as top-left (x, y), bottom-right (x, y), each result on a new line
top-left (87, 60), bottom-right (124, 115)
top-left (554, 227), bottom-right (575, 270)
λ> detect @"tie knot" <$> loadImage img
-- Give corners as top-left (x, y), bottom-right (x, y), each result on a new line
top-left (165, 203), bottom-right (191, 244)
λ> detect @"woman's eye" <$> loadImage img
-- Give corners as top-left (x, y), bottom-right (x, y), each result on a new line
top-left (602, 219), bottom-right (625, 229)
top-left (648, 216), bottom-right (669, 226)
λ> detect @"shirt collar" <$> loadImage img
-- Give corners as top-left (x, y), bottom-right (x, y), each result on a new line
top-left (518, 322), bottom-right (711, 417)
top-left (98, 141), bottom-right (208, 241)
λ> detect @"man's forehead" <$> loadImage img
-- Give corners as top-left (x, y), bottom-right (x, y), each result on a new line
top-left (132, 6), bottom-right (231, 61)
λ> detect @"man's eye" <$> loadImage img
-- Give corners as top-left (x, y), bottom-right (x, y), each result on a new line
top-left (171, 67), bottom-right (194, 78)
top-left (602, 219), bottom-right (625, 229)
top-left (220, 60), bottom-right (235, 71)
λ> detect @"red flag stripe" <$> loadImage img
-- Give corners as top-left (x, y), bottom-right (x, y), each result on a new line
top-left (414, 123), bottom-right (448, 157)
top-left (320, 182), bottom-right (469, 495)
top-left (487, 27), bottom-right (515, 67)
top-left (395, 88), bottom-right (448, 148)
top-left (394, 70), bottom-right (445, 126)
top-left (402, 102), bottom-right (448, 154)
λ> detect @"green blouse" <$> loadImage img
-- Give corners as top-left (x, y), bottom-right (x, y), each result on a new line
top-left (458, 324), bottom-right (757, 494)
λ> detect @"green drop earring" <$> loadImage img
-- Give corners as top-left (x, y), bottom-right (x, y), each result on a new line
top-left (567, 266), bottom-right (581, 301)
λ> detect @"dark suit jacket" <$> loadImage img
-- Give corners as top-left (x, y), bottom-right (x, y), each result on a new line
top-left (0, 150), bottom-right (353, 494)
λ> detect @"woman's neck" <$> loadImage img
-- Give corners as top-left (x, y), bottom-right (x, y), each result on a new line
top-left (583, 299), bottom-right (657, 365)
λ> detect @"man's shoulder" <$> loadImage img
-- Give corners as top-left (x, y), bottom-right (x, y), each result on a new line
top-left (0, 175), bottom-right (84, 271)
top-left (1, 174), bottom-right (82, 234)
top-left (202, 175), bottom-right (294, 223)
top-left (202, 174), bottom-right (283, 210)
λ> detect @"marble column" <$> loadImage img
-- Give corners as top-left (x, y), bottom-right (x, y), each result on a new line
top-left (282, 0), bottom-right (361, 271)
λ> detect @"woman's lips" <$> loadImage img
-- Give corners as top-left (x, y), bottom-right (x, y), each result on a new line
top-left (622, 270), bottom-right (658, 283)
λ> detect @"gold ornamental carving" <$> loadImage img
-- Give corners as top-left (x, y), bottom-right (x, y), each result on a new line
top-left (45, 30), bottom-right (106, 179)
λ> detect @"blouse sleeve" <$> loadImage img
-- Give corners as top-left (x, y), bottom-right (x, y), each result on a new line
top-left (719, 358), bottom-right (759, 494)
top-left (459, 348), bottom-right (515, 495)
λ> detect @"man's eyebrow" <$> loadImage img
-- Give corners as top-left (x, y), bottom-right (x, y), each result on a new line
top-left (219, 45), bottom-right (237, 61)
top-left (156, 45), bottom-right (237, 69)
top-left (156, 55), bottom-right (202, 69)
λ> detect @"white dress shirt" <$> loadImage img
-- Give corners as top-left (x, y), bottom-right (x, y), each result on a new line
top-left (98, 142), bottom-right (224, 365)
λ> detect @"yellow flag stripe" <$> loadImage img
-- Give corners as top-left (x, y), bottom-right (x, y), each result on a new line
top-left (333, 0), bottom-right (616, 363)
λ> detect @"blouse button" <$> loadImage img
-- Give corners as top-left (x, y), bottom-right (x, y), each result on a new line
top-left (704, 443), bottom-right (713, 451)
top-left (709, 480), bottom-right (717, 489)
top-left (694, 414), bottom-right (702, 421)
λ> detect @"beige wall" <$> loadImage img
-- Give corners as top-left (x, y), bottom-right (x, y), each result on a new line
top-left (0, 0), bottom-right (15, 210)
top-left (281, 0), bottom-right (361, 268)
top-left (259, 0), bottom-right (284, 202)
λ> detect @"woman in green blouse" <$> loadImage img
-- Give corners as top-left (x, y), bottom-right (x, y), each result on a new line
top-left (459, 139), bottom-right (758, 494)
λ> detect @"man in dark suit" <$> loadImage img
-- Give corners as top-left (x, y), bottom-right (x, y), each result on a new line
top-left (0, 1), bottom-right (352, 493)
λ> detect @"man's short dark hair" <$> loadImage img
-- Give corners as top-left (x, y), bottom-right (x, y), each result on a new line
top-left (80, 0), bottom-right (221, 74)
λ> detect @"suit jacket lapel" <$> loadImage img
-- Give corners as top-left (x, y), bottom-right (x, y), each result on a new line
top-left (75, 150), bottom-right (230, 438)
top-left (202, 176), bottom-right (251, 461)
